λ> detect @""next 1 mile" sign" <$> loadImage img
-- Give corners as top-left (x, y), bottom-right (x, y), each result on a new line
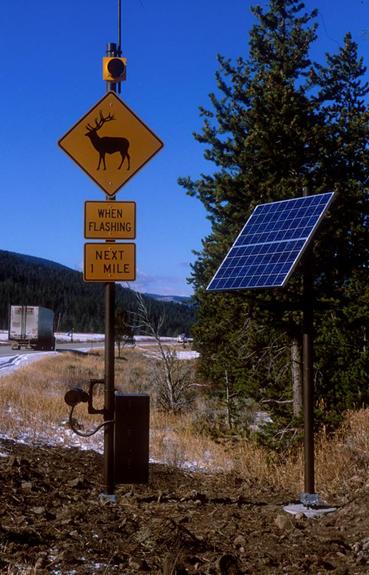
top-left (84, 243), bottom-right (136, 282)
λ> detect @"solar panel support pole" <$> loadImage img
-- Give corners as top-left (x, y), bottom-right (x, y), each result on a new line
top-left (302, 246), bottom-right (315, 497)
top-left (301, 183), bottom-right (316, 503)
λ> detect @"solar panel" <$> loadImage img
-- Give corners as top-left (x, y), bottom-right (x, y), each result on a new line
top-left (207, 192), bottom-right (334, 292)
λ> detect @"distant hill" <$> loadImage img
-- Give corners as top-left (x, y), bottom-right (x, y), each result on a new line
top-left (144, 293), bottom-right (192, 304)
top-left (0, 250), bottom-right (195, 335)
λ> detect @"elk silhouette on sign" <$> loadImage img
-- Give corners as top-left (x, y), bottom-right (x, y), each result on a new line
top-left (85, 111), bottom-right (130, 171)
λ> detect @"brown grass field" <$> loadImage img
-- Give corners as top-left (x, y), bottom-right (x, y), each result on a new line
top-left (0, 344), bottom-right (368, 500)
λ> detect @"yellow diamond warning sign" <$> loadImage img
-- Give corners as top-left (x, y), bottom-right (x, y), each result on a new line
top-left (84, 243), bottom-right (136, 282)
top-left (58, 92), bottom-right (163, 196)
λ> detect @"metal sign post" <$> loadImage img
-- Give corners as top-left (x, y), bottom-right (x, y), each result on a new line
top-left (104, 273), bottom-right (116, 496)
top-left (104, 40), bottom-right (118, 498)
top-left (59, 0), bottom-right (163, 498)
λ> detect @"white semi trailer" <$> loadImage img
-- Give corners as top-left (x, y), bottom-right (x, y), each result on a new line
top-left (8, 305), bottom-right (56, 351)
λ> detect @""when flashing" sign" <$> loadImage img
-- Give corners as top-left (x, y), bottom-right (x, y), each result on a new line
top-left (84, 201), bottom-right (136, 239)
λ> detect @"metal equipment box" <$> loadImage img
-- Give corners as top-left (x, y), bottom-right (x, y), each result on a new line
top-left (114, 393), bottom-right (150, 484)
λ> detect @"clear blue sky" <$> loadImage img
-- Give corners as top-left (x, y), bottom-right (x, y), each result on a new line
top-left (0, 0), bottom-right (368, 295)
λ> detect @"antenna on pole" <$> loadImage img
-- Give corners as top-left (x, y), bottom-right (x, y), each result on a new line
top-left (118, 0), bottom-right (122, 56)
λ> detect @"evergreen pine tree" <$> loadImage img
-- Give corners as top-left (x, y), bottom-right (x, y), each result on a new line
top-left (310, 33), bottom-right (369, 420)
top-left (179, 0), bottom-right (320, 405)
top-left (180, 2), bottom-right (369, 426)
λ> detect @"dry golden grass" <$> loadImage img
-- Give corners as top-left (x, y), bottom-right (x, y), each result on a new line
top-left (1, 349), bottom-right (369, 499)
top-left (0, 352), bottom-right (106, 443)
top-left (150, 409), bottom-right (235, 471)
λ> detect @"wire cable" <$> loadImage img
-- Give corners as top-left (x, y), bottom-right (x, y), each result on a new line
top-left (68, 405), bottom-right (114, 437)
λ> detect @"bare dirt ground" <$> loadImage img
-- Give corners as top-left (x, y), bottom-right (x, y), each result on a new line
top-left (1, 438), bottom-right (369, 574)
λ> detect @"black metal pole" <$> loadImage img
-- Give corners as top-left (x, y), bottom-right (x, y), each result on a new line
top-left (118, 0), bottom-right (122, 55)
top-left (303, 249), bottom-right (314, 494)
top-left (104, 281), bottom-right (115, 495)
top-left (103, 41), bottom-right (119, 497)
top-left (302, 188), bottom-right (315, 496)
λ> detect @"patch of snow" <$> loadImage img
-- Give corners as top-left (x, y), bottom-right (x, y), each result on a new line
top-left (0, 331), bottom-right (105, 345)
top-left (176, 351), bottom-right (200, 360)
top-left (138, 347), bottom-right (200, 361)
top-left (0, 352), bottom-right (59, 376)
top-left (0, 421), bottom-right (104, 454)
top-left (249, 411), bottom-right (273, 432)
top-left (134, 336), bottom-right (178, 343)
top-left (55, 332), bottom-right (104, 343)
top-left (180, 459), bottom-right (217, 473)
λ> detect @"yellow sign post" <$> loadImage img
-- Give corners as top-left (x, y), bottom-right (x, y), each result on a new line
top-left (58, 91), bottom-right (163, 197)
top-left (85, 201), bottom-right (136, 239)
top-left (84, 242), bottom-right (136, 282)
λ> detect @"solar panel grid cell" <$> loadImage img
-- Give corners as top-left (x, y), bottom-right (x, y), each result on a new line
top-left (207, 192), bottom-right (334, 292)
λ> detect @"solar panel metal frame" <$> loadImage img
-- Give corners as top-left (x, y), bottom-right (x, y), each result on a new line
top-left (207, 192), bottom-right (334, 292)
